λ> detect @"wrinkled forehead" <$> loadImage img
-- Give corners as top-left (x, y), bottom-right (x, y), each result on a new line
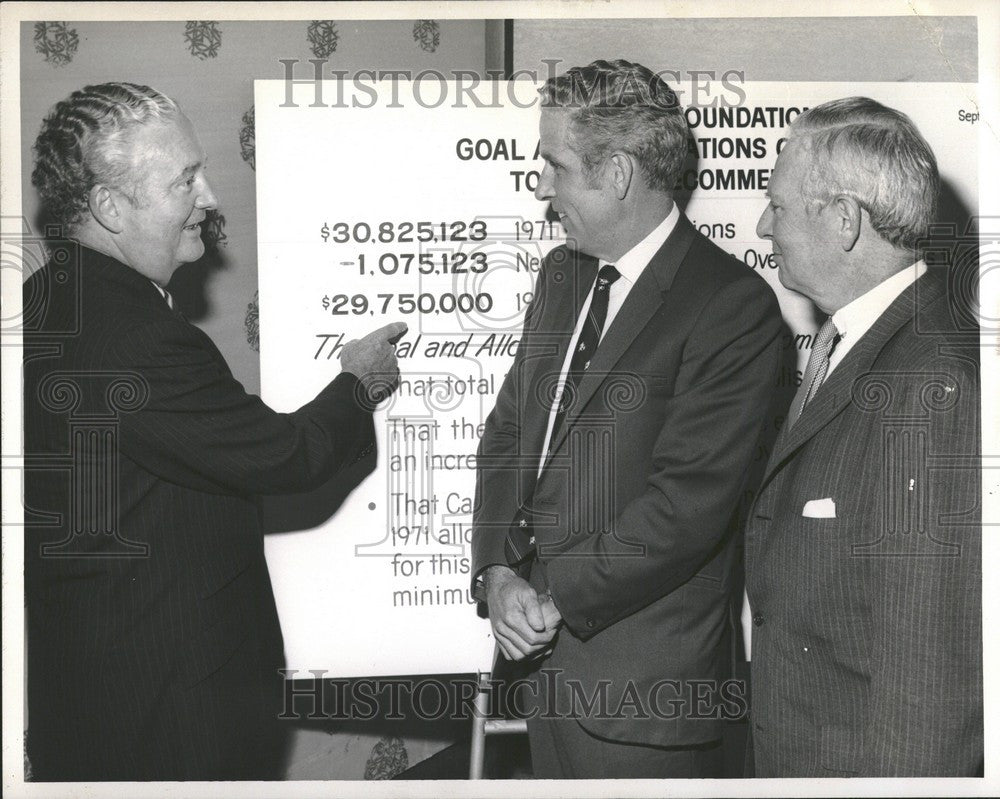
top-left (539, 107), bottom-right (590, 159)
top-left (539, 106), bottom-right (572, 137)
top-left (769, 139), bottom-right (811, 198)
top-left (126, 113), bottom-right (194, 156)
top-left (125, 114), bottom-right (202, 182)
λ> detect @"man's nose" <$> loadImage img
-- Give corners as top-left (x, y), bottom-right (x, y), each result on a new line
top-left (197, 175), bottom-right (219, 210)
top-left (756, 205), bottom-right (773, 240)
top-left (534, 164), bottom-right (554, 202)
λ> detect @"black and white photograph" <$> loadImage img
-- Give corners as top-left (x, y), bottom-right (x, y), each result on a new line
top-left (1, 1), bottom-right (997, 796)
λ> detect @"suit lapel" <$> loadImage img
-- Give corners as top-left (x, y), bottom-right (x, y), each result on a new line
top-left (548, 212), bottom-right (696, 456)
top-left (762, 272), bottom-right (944, 486)
top-left (519, 250), bottom-right (598, 458)
top-left (82, 244), bottom-right (174, 312)
top-left (79, 243), bottom-right (233, 376)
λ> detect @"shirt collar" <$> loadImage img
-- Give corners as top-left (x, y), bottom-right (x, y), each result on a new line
top-left (149, 280), bottom-right (173, 309)
top-left (600, 202), bottom-right (680, 285)
top-left (832, 260), bottom-right (927, 339)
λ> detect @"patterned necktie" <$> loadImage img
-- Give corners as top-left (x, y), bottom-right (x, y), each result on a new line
top-left (787, 317), bottom-right (841, 427)
top-left (503, 264), bottom-right (621, 569)
top-left (547, 263), bottom-right (622, 448)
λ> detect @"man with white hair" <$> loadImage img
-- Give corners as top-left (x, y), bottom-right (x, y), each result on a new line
top-left (24, 82), bottom-right (404, 780)
top-left (745, 96), bottom-right (982, 776)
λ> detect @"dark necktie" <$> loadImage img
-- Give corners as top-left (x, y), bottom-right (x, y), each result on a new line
top-left (161, 288), bottom-right (189, 322)
top-left (504, 263), bottom-right (621, 569)
top-left (787, 317), bottom-right (840, 427)
top-left (546, 264), bottom-right (621, 449)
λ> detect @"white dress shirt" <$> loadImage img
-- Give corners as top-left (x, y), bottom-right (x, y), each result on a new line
top-left (825, 260), bottom-right (927, 380)
top-left (536, 203), bottom-right (680, 476)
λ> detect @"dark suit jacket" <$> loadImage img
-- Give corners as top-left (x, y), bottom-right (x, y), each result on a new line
top-left (472, 213), bottom-right (782, 747)
top-left (745, 271), bottom-right (982, 776)
top-left (23, 242), bottom-right (375, 780)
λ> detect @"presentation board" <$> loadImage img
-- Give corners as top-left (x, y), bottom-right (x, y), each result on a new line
top-left (255, 77), bottom-right (978, 677)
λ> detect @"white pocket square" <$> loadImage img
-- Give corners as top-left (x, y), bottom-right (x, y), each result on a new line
top-left (802, 498), bottom-right (836, 518)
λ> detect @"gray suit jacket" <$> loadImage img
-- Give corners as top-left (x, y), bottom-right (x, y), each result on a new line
top-left (746, 270), bottom-right (982, 776)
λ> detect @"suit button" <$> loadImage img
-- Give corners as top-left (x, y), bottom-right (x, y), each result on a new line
top-left (586, 619), bottom-right (596, 629)
top-left (752, 613), bottom-right (764, 627)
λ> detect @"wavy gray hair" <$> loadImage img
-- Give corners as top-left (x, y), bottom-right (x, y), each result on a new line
top-left (539, 59), bottom-right (689, 192)
top-left (788, 97), bottom-right (938, 251)
top-left (32, 82), bottom-right (180, 229)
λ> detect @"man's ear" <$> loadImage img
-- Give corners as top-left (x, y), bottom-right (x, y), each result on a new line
top-left (88, 184), bottom-right (125, 234)
top-left (831, 193), bottom-right (862, 251)
top-left (608, 152), bottom-right (634, 200)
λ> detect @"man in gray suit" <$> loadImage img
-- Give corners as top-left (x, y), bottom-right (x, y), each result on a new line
top-left (745, 97), bottom-right (982, 776)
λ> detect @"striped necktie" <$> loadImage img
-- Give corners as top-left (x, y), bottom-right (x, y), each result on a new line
top-left (503, 264), bottom-right (621, 569)
top-left (546, 263), bottom-right (621, 450)
top-left (787, 317), bottom-right (841, 427)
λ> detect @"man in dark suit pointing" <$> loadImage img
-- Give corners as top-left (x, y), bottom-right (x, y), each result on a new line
top-left (23, 82), bottom-right (404, 781)
top-left (471, 60), bottom-right (782, 778)
top-left (745, 97), bottom-right (982, 776)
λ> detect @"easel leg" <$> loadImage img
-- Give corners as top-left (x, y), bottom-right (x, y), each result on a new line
top-left (468, 670), bottom-right (490, 779)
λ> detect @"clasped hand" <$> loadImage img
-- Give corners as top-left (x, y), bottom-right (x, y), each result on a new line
top-left (485, 565), bottom-right (562, 661)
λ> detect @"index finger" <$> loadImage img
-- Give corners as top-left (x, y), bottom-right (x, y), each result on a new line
top-left (376, 322), bottom-right (408, 344)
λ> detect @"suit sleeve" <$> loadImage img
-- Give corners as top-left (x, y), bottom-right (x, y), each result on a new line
top-left (106, 318), bottom-right (375, 495)
top-left (471, 263), bottom-right (550, 588)
top-left (546, 275), bottom-right (782, 637)
top-left (862, 354), bottom-right (982, 776)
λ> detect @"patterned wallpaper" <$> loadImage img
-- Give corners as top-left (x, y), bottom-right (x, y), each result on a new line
top-left (21, 19), bottom-right (485, 395)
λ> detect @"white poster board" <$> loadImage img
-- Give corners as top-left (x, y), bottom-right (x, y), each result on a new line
top-left (256, 78), bottom-right (978, 677)
top-left (256, 78), bottom-right (564, 676)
